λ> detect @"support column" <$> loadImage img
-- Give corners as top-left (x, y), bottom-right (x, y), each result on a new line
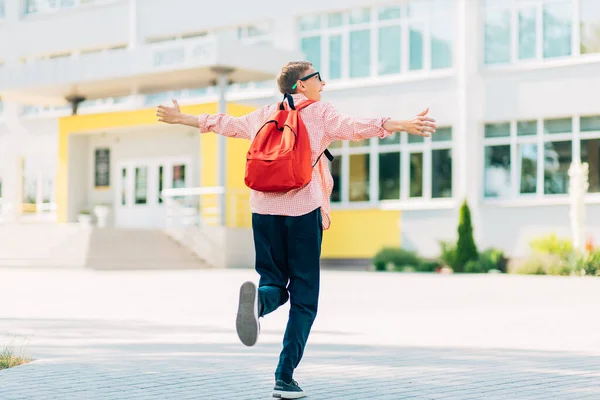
top-left (0, 102), bottom-right (27, 223)
top-left (456, 0), bottom-right (485, 245)
top-left (211, 66), bottom-right (235, 226)
top-left (129, 0), bottom-right (138, 49)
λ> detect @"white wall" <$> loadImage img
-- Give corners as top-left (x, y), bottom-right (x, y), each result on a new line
top-left (67, 135), bottom-right (89, 221)
top-left (483, 63), bottom-right (600, 121)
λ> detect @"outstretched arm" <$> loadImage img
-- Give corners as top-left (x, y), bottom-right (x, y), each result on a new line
top-left (156, 100), bottom-right (200, 128)
top-left (157, 100), bottom-right (272, 140)
top-left (322, 102), bottom-right (437, 143)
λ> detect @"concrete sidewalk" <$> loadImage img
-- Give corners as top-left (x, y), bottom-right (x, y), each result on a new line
top-left (2, 269), bottom-right (600, 399)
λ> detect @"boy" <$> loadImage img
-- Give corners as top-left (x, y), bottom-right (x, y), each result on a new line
top-left (156, 61), bottom-right (437, 399)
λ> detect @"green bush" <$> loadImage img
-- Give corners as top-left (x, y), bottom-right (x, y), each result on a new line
top-left (479, 248), bottom-right (508, 273)
top-left (455, 200), bottom-right (478, 272)
top-left (373, 247), bottom-right (420, 272)
top-left (573, 250), bottom-right (600, 276)
top-left (512, 253), bottom-right (574, 276)
top-left (464, 260), bottom-right (484, 273)
top-left (439, 241), bottom-right (458, 269)
top-left (530, 233), bottom-right (573, 260)
top-left (418, 260), bottom-right (440, 272)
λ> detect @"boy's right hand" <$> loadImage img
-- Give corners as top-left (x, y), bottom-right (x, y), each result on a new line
top-left (156, 99), bottom-right (182, 124)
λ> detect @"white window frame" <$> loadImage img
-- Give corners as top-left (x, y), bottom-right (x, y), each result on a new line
top-left (330, 129), bottom-right (455, 211)
top-left (482, 115), bottom-right (600, 206)
top-left (298, 1), bottom-right (454, 86)
top-left (482, 0), bottom-right (600, 70)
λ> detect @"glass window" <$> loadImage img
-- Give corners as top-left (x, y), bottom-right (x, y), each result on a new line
top-left (301, 36), bottom-right (321, 71)
top-left (485, 122), bottom-right (510, 138)
top-left (581, 139), bottom-right (600, 192)
top-left (485, 145), bottom-right (511, 198)
top-left (379, 25), bottom-right (402, 75)
top-left (158, 165), bottom-right (164, 204)
top-left (432, 149), bottom-right (452, 198)
top-left (350, 30), bottom-right (371, 78)
top-left (431, 23), bottom-right (453, 69)
top-left (410, 153), bottom-right (424, 197)
top-left (330, 157), bottom-right (342, 202)
top-left (544, 118), bottom-right (572, 134)
top-left (299, 15), bottom-right (321, 31)
top-left (120, 168), bottom-right (127, 205)
top-left (329, 35), bottom-right (343, 80)
top-left (408, 133), bottom-right (425, 144)
top-left (379, 152), bottom-right (401, 200)
top-left (172, 165), bottom-right (186, 189)
top-left (543, 1), bottom-right (572, 58)
top-left (328, 12), bottom-right (344, 28)
top-left (350, 139), bottom-right (370, 148)
top-left (349, 154), bottom-right (370, 201)
top-left (519, 7), bottom-right (537, 60)
top-left (519, 143), bottom-right (538, 194)
top-left (433, 127), bottom-right (452, 142)
top-left (581, 116), bottom-right (600, 132)
top-left (135, 167), bottom-right (148, 205)
top-left (484, 7), bottom-right (511, 64)
top-left (409, 25), bottom-right (425, 70)
top-left (350, 8), bottom-right (370, 24)
top-left (544, 141), bottom-right (572, 194)
top-left (378, 5), bottom-right (401, 20)
top-left (580, 0), bottom-right (600, 54)
top-left (0, 0), bottom-right (5, 18)
top-left (381, 132), bottom-right (401, 145)
top-left (60, 0), bottom-right (76, 8)
top-left (518, 120), bottom-right (538, 136)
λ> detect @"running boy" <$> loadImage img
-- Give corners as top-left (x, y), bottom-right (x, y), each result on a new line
top-left (156, 61), bottom-right (437, 399)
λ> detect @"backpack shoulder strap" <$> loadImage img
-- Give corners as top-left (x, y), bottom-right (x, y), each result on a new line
top-left (312, 148), bottom-right (334, 167)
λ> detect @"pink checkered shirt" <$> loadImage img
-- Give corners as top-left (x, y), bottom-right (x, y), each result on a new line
top-left (198, 93), bottom-right (391, 230)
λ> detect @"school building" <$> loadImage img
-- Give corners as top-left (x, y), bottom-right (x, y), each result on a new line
top-left (0, 0), bottom-right (600, 266)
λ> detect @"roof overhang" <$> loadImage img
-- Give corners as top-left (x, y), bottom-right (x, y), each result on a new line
top-left (0, 36), bottom-right (303, 106)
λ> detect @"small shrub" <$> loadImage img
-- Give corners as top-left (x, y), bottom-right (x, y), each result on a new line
top-left (479, 248), bottom-right (508, 273)
top-left (530, 233), bottom-right (573, 260)
top-left (464, 260), bottom-right (484, 273)
top-left (573, 250), bottom-right (600, 276)
top-left (455, 200), bottom-right (478, 272)
top-left (439, 241), bottom-right (458, 269)
top-left (373, 247), bottom-right (420, 272)
top-left (418, 260), bottom-right (440, 272)
top-left (512, 253), bottom-right (569, 275)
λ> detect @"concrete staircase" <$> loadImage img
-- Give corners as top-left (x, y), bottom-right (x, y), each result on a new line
top-left (0, 223), bottom-right (209, 270)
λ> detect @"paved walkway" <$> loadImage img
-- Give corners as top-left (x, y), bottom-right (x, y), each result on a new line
top-left (1, 269), bottom-right (600, 399)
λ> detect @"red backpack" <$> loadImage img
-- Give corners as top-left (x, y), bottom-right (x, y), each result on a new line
top-left (244, 93), bottom-right (333, 193)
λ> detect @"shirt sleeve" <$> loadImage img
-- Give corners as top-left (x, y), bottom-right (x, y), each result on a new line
top-left (198, 105), bottom-right (274, 140)
top-left (321, 101), bottom-right (392, 143)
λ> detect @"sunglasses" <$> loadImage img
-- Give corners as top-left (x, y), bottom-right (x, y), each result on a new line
top-left (291, 71), bottom-right (322, 90)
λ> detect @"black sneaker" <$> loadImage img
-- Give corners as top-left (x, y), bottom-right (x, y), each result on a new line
top-left (273, 379), bottom-right (306, 399)
top-left (236, 281), bottom-right (260, 347)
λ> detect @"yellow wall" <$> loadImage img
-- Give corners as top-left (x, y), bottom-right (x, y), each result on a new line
top-left (323, 209), bottom-right (401, 259)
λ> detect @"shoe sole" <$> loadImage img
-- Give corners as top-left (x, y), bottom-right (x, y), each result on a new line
top-left (273, 390), bottom-right (306, 399)
top-left (236, 281), bottom-right (260, 347)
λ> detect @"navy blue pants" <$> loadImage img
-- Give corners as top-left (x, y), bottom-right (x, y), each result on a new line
top-left (252, 208), bottom-right (322, 384)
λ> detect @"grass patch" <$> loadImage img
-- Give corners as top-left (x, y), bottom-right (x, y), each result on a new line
top-left (0, 346), bottom-right (31, 370)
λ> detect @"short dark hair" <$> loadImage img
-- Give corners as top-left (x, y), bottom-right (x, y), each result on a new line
top-left (276, 61), bottom-right (313, 94)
